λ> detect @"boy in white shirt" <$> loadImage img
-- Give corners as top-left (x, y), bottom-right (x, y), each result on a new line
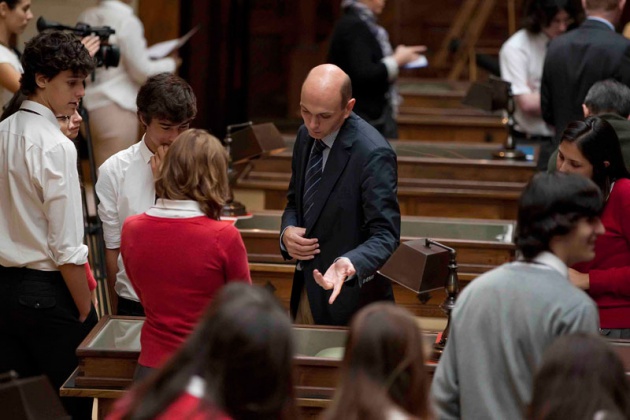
top-left (0, 30), bottom-right (97, 419)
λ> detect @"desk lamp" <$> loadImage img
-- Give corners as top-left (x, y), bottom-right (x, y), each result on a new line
top-left (222, 122), bottom-right (286, 218)
top-left (378, 238), bottom-right (460, 360)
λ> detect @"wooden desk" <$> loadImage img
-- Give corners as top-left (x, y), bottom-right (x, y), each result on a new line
top-left (237, 212), bottom-right (514, 268)
top-left (61, 317), bottom-right (439, 420)
top-left (235, 140), bottom-right (534, 219)
top-left (239, 176), bottom-right (520, 219)
top-left (396, 113), bottom-right (506, 143)
top-left (242, 139), bottom-right (537, 184)
top-left (398, 78), bottom-right (469, 109)
top-left (395, 81), bottom-right (505, 142)
top-left (62, 316), bottom-right (630, 420)
top-left (240, 212), bottom-right (515, 318)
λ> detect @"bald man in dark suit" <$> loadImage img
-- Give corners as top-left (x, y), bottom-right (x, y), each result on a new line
top-left (280, 64), bottom-right (400, 326)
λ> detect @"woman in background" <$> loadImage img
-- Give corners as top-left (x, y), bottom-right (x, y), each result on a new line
top-left (0, 0), bottom-right (31, 107)
top-left (108, 283), bottom-right (298, 420)
top-left (528, 333), bottom-right (630, 420)
top-left (556, 116), bottom-right (630, 338)
top-left (120, 129), bottom-right (251, 379)
top-left (328, 0), bottom-right (425, 139)
top-left (499, 0), bottom-right (583, 169)
top-left (322, 302), bottom-right (433, 420)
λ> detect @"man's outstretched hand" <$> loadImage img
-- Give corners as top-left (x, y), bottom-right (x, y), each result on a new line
top-left (313, 257), bottom-right (356, 304)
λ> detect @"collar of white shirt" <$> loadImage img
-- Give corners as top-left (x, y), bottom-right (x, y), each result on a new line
top-left (526, 251), bottom-right (568, 278)
top-left (21, 100), bottom-right (59, 128)
top-left (139, 135), bottom-right (153, 164)
top-left (145, 198), bottom-right (205, 218)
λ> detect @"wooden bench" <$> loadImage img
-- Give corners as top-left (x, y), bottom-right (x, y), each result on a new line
top-left (396, 112), bottom-right (505, 143)
top-left (398, 78), bottom-right (469, 109)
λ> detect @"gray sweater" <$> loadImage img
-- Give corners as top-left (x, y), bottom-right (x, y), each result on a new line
top-left (431, 260), bottom-right (599, 420)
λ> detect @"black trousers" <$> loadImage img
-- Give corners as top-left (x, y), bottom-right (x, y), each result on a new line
top-left (117, 296), bottom-right (145, 316)
top-left (0, 265), bottom-right (98, 420)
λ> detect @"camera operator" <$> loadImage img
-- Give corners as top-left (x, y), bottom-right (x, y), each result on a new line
top-left (78, 0), bottom-right (180, 170)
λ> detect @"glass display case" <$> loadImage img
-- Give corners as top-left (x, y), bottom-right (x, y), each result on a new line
top-left (74, 317), bottom-right (439, 393)
top-left (236, 212), bottom-right (515, 271)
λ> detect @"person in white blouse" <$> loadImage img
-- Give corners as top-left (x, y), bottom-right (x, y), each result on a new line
top-left (0, 0), bottom-right (31, 107)
top-left (0, 30), bottom-right (97, 420)
top-left (95, 72), bottom-right (196, 316)
top-left (78, 0), bottom-right (180, 170)
top-left (499, 0), bottom-right (583, 169)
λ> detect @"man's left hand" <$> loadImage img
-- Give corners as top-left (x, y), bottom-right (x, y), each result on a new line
top-left (313, 258), bottom-right (356, 305)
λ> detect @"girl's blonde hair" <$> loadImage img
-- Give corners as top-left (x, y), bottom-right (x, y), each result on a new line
top-left (156, 129), bottom-right (229, 219)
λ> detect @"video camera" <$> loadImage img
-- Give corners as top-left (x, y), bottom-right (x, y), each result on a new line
top-left (36, 16), bottom-right (120, 69)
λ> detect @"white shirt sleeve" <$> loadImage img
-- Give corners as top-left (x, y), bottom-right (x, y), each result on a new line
top-left (96, 163), bottom-right (122, 249)
top-left (117, 15), bottom-right (177, 85)
top-left (37, 142), bottom-right (88, 265)
top-left (499, 41), bottom-right (533, 96)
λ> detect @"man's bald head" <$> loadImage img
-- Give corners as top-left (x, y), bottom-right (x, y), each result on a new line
top-left (302, 64), bottom-right (353, 108)
top-left (300, 64), bottom-right (355, 139)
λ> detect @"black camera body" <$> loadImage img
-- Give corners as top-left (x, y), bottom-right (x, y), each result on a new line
top-left (36, 16), bottom-right (120, 69)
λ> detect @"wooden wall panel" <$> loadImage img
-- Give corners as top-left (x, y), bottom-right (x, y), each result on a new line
top-left (138, 0), bottom-right (180, 46)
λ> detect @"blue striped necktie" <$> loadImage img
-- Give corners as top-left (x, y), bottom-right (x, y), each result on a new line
top-left (303, 139), bottom-right (327, 226)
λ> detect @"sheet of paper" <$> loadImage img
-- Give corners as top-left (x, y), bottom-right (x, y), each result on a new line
top-left (403, 55), bottom-right (428, 69)
top-left (147, 25), bottom-right (200, 59)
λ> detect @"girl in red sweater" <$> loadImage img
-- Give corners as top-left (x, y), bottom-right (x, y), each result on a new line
top-left (556, 116), bottom-right (630, 338)
top-left (121, 129), bottom-right (251, 378)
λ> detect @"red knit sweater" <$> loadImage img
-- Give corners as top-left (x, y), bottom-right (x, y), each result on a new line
top-left (574, 178), bottom-right (630, 328)
top-left (107, 377), bottom-right (233, 420)
top-left (121, 214), bottom-right (251, 367)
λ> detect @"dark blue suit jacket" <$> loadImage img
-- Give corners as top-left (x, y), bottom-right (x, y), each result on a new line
top-left (280, 113), bottom-right (400, 325)
top-left (541, 19), bottom-right (630, 142)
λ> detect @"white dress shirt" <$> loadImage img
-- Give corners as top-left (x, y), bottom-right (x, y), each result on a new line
top-left (0, 44), bottom-right (22, 108)
top-left (0, 100), bottom-right (88, 270)
top-left (96, 137), bottom-right (155, 300)
top-left (78, 0), bottom-right (176, 113)
top-left (499, 29), bottom-right (553, 137)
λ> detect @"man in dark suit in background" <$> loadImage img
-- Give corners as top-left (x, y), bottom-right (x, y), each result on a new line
top-left (541, 0), bottom-right (630, 157)
top-left (280, 64), bottom-right (400, 326)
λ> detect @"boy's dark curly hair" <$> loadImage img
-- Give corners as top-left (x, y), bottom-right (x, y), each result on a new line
top-left (136, 73), bottom-right (197, 125)
top-left (516, 172), bottom-right (603, 260)
top-left (20, 30), bottom-right (95, 96)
